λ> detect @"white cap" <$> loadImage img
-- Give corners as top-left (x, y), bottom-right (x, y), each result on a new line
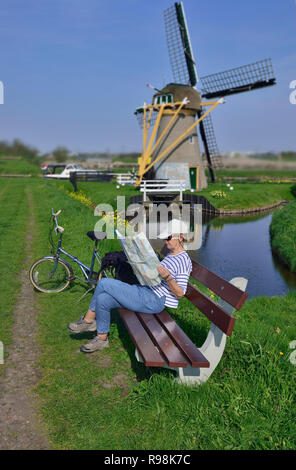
top-left (157, 219), bottom-right (190, 239)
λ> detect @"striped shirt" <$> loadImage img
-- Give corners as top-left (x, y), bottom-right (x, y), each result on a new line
top-left (150, 251), bottom-right (192, 308)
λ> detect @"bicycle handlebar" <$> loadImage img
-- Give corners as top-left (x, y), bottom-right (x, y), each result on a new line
top-left (52, 208), bottom-right (64, 234)
top-left (52, 209), bottom-right (62, 217)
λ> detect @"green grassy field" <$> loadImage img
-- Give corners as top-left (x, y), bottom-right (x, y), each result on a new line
top-left (270, 201), bottom-right (296, 273)
top-left (0, 159), bottom-right (40, 175)
top-left (1, 175), bottom-right (296, 450)
top-left (58, 178), bottom-right (295, 213)
top-left (193, 182), bottom-right (294, 211)
top-left (59, 179), bottom-right (138, 209)
top-left (0, 179), bottom-right (30, 353)
top-left (207, 168), bottom-right (296, 179)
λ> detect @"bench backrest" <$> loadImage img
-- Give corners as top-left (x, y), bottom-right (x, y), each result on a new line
top-left (161, 247), bottom-right (248, 336)
top-left (187, 259), bottom-right (248, 336)
top-left (190, 260), bottom-right (248, 310)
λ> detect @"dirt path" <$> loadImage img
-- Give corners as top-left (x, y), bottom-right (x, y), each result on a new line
top-left (0, 188), bottom-right (51, 450)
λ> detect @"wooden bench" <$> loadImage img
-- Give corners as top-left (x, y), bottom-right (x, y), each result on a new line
top-left (118, 258), bottom-right (248, 385)
top-left (69, 171), bottom-right (114, 192)
top-left (140, 179), bottom-right (187, 203)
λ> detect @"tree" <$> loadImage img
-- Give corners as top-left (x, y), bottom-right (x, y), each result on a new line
top-left (52, 146), bottom-right (70, 163)
top-left (280, 151), bottom-right (296, 161)
top-left (0, 139), bottom-right (39, 163)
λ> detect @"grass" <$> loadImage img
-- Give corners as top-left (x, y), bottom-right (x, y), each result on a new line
top-left (0, 179), bottom-right (30, 358)
top-left (0, 159), bottom-right (40, 175)
top-left (58, 180), bottom-right (139, 209)
top-left (207, 168), bottom-right (296, 179)
top-left (56, 177), bottom-right (296, 213)
top-left (193, 182), bottom-right (295, 211)
top-left (24, 178), bottom-right (296, 450)
top-left (270, 201), bottom-right (296, 273)
top-left (1, 175), bottom-right (296, 450)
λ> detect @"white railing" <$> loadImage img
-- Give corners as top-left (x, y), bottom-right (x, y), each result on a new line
top-left (116, 173), bottom-right (136, 186)
top-left (140, 179), bottom-right (186, 202)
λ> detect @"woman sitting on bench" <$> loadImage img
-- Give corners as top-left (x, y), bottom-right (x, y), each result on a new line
top-left (67, 220), bottom-right (192, 353)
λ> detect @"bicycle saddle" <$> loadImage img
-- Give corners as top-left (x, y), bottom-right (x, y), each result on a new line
top-left (87, 231), bottom-right (107, 241)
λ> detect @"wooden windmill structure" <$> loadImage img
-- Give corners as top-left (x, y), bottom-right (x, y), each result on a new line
top-left (135, 2), bottom-right (276, 189)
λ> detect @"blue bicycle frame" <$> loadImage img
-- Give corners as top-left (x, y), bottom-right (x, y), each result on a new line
top-left (54, 237), bottom-right (103, 285)
top-left (48, 209), bottom-right (108, 287)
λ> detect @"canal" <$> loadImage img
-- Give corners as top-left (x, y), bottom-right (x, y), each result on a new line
top-left (187, 211), bottom-right (296, 299)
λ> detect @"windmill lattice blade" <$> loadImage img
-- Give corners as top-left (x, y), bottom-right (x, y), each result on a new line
top-left (164, 2), bottom-right (198, 86)
top-left (201, 58), bottom-right (276, 99)
top-left (134, 107), bottom-right (158, 130)
top-left (200, 112), bottom-right (223, 169)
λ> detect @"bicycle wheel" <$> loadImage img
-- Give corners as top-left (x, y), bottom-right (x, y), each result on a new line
top-left (29, 257), bottom-right (72, 293)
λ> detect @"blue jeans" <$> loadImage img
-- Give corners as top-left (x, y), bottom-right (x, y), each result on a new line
top-left (89, 278), bottom-right (166, 334)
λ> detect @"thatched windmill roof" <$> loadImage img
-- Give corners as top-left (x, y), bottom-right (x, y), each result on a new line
top-left (153, 83), bottom-right (202, 111)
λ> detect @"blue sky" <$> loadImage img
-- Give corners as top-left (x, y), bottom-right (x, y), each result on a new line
top-left (0, 0), bottom-right (295, 154)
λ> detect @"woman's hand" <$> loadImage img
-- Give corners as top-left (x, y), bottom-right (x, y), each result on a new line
top-left (157, 266), bottom-right (171, 279)
top-left (157, 265), bottom-right (184, 299)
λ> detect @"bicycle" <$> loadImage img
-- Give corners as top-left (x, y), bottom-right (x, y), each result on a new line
top-left (29, 209), bottom-right (111, 294)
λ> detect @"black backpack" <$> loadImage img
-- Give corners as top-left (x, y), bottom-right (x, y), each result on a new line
top-left (99, 251), bottom-right (139, 285)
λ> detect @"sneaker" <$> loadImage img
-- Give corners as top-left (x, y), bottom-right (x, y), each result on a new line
top-left (80, 336), bottom-right (109, 353)
top-left (67, 315), bottom-right (97, 334)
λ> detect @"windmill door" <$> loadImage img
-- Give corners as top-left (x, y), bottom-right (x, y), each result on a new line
top-left (189, 166), bottom-right (199, 190)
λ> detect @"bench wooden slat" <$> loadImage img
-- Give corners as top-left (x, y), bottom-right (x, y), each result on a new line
top-left (118, 309), bottom-right (165, 367)
top-left (155, 310), bottom-right (210, 368)
top-left (185, 283), bottom-right (236, 336)
top-left (191, 260), bottom-right (248, 310)
top-left (137, 313), bottom-right (188, 368)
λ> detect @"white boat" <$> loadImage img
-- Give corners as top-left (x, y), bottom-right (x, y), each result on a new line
top-left (42, 163), bottom-right (97, 179)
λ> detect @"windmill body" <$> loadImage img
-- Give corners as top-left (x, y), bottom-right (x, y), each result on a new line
top-left (151, 84), bottom-right (207, 190)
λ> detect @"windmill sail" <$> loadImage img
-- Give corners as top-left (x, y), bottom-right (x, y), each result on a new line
top-left (159, 6), bottom-right (277, 180)
top-left (200, 58), bottom-right (276, 99)
top-left (199, 111), bottom-right (223, 169)
top-left (164, 2), bottom-right (198, 86)
top-left (163, 2), bottom-right (221, 175)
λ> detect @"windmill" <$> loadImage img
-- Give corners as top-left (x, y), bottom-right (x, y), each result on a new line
top-left (135, 1), bottom-right (276, 189)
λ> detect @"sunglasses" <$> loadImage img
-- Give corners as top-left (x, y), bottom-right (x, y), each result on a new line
top-left (165, 235), bottom-right (173, 241)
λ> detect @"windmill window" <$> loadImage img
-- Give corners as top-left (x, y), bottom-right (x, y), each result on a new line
top-left (154, 94), bottom-right (173, 105)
